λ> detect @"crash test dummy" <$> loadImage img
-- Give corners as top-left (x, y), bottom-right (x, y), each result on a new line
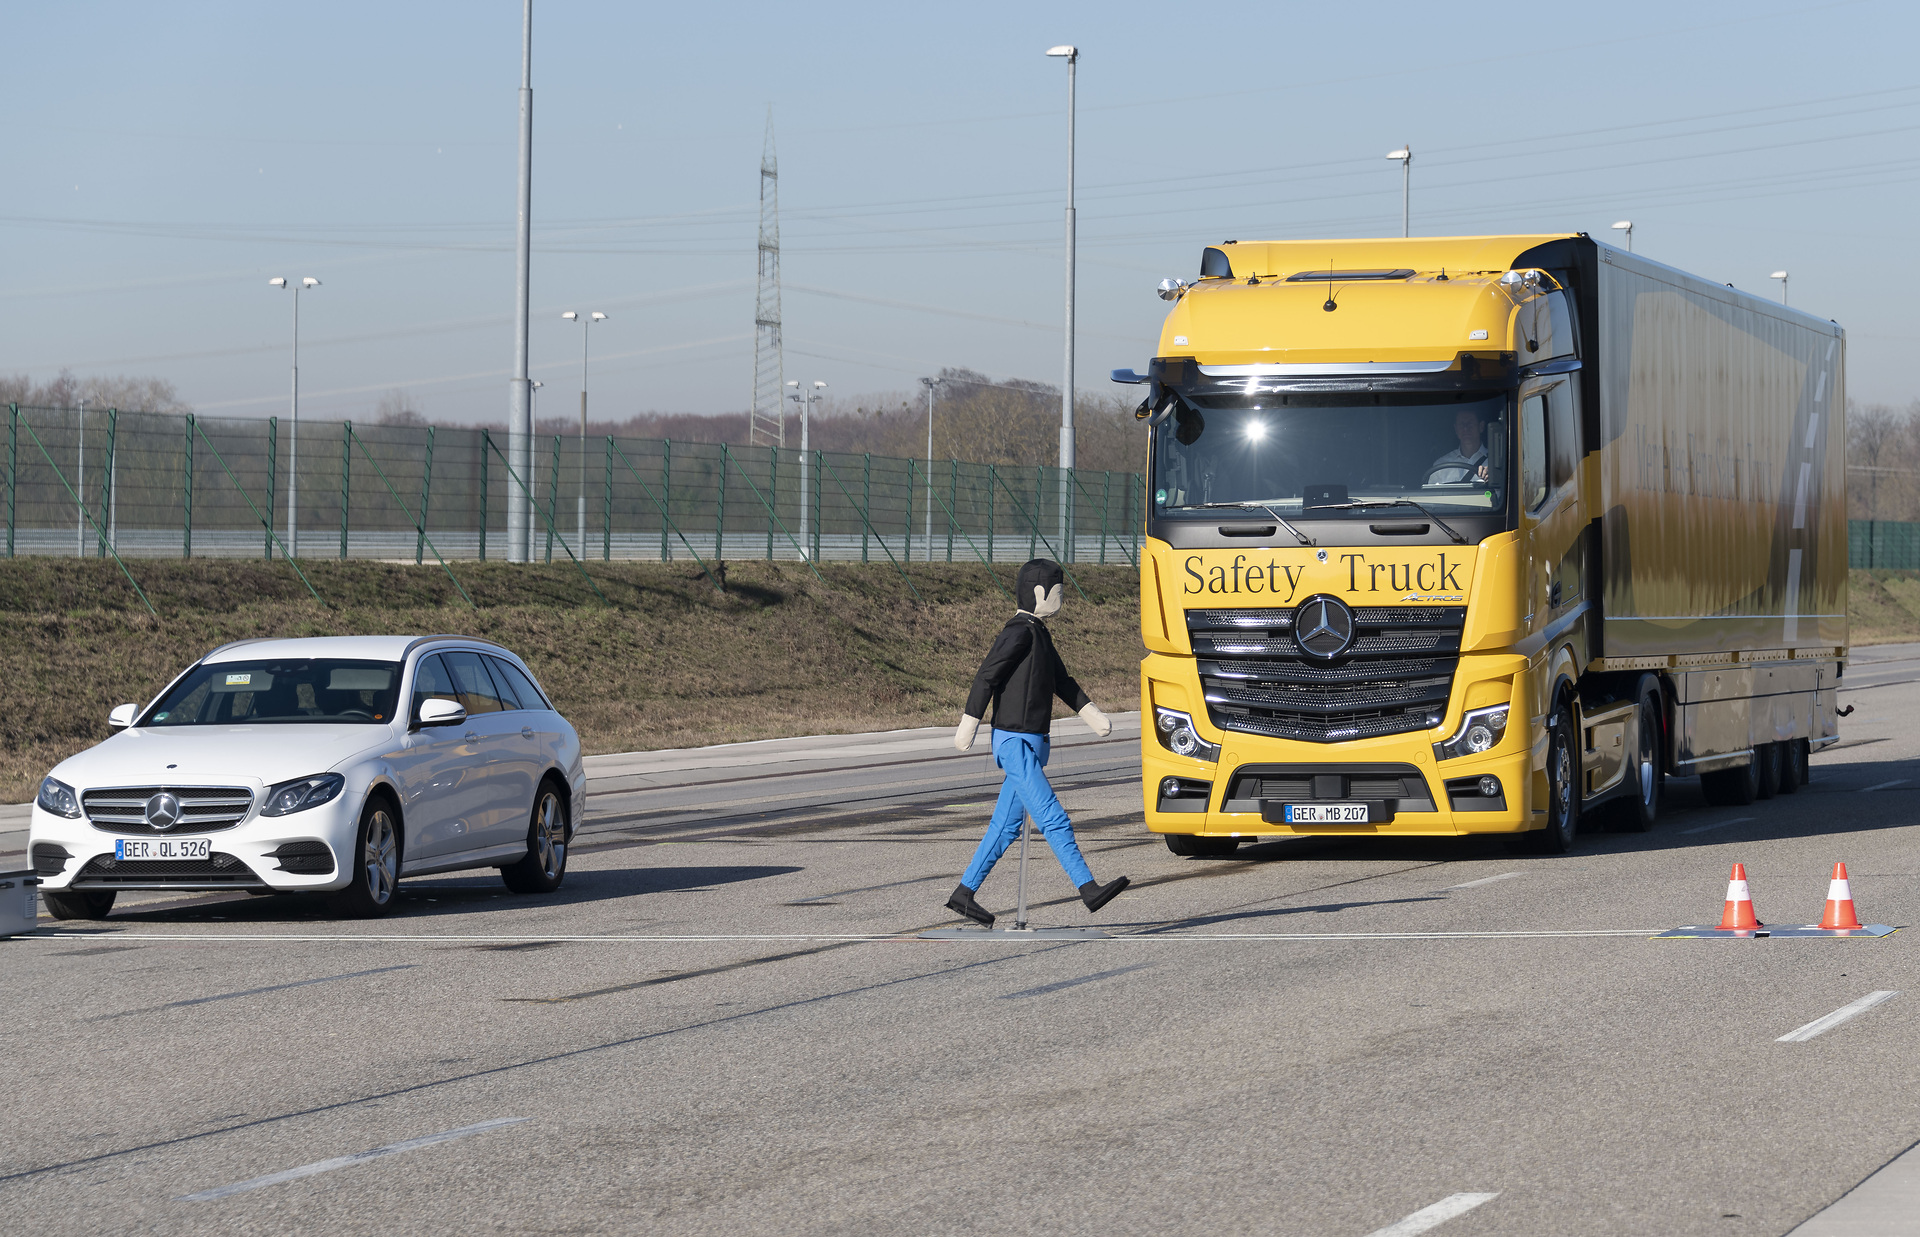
top-left (945, 558), bottom-right (1130, 927)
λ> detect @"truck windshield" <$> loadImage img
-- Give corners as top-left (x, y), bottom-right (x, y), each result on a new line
top-left (144, 659), bottom-right (404, 726)
top-left (1152, 392), bottom-right (1510, 516)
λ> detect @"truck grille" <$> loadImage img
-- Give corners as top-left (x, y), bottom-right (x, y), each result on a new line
top-left (84, 786), bottom-right (254, 835)
top-left (1190, 605), bottom-right (1464, 743)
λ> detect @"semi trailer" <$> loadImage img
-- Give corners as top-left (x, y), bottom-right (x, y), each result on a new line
top-left (1118, 234), bottom-right (1845, 853)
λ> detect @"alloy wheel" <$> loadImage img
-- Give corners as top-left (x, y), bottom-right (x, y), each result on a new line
top-left (363, 808), bottom-right (398, 904)
top-left (533, 792), bottom-right (564, 881)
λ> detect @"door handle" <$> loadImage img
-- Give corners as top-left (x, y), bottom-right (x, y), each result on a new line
top-left (521, 726), bottom-right (535, 740)
top-left (1548, 581), bottom-right (1563, 607)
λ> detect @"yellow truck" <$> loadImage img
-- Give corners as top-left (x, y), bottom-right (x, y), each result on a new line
top-left (1115, 234), bottom-right (1846, 854)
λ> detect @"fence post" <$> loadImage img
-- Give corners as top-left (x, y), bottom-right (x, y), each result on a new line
top-left (99, 409), bottom-right (118, 560)
top-left (604, 436), bottom-right (613, 561)
top-left (904, 458), bottom-right (914, 563)
top-left (415, 426), bottom-right (434, 565)
top-left (812, 449), bottom-right (822, 561)
top-left (5, 404), bottom-right (14, 559)
top-left (716, 443), bottom-right (729, 561)
top-left (184, 413), bottom-right (195, 559)
top-left (947, 460), bottom-right (957, 562)
top-left (1133, 473), bottom-right (1141, 560)
top-left (544, 435), bottom-right (560, 564)
top-left (987, 464), bottom-right (997, 563)
top-left (861, 453), bottom-right (871, 562)
top-left (1099, 470), bottom-right (1111, 564)
top-left (661, 439), bottom-right (672, 562)
top-left (264, 416), bottom-right (277, 561)
top-left (766, 444), bottom-right (776, 561)
top-left (480, 429), bottom-right (490, 561)
top-left (1029, 466), bottom-right (1040, 559)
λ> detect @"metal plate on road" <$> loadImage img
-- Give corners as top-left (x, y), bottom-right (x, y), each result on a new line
top-left (1282, 803), bottom-right (1370, 824)
top-left (920, 927), bottom-right (1112, 940)
top-left (113, 838), bottom-right (211, 861)
top-left (1654, 924), bottom-right (1898, 938)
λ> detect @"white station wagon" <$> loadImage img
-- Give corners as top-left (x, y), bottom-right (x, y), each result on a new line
top-left (28, 635), bottom-right (585, 919)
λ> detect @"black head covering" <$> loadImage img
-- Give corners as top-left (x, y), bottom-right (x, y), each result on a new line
top-left (1016, 559), bottom-right (1064, 612)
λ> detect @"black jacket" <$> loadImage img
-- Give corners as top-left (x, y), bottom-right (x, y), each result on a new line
top-left (964, 613), bottom-right (1090, 735)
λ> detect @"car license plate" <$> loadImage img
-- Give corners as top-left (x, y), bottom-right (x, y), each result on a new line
top-left (114, 838), bottom-right (211, 861)
top-left (1282, 803), bottom-right (1370, 824)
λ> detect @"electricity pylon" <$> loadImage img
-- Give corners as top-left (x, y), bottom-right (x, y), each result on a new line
top-left (750, 110), bottom-right (785, 447)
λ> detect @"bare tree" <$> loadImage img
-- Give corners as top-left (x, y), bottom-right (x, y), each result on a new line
top-left (0, 369), bottom-right (190, 413)
top-left (1849, 399), bottom-right (1904, 520)
top-left (374, 389), bottom-right (427, 426)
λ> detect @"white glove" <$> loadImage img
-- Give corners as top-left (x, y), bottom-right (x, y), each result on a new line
top-left (1078, 702), bottom-right (1112, 738)
top-left (954, 714), bottom-right (982, 752)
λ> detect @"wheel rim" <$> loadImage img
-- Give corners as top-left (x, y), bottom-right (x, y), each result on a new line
top-left (363, 809), bottom-right (397, 904)
top-left (1553, 727), bottom-right (1574, 836)
top-left (1637, 705), bottom-right (1656, 806)
top-left (533, 792), bottom-right (565, 880)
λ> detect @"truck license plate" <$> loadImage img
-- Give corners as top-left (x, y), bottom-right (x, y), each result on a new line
top-left (114, 838), bottom-right (211, 861)
top-left (1282, 803), bottom-right (1370, 824)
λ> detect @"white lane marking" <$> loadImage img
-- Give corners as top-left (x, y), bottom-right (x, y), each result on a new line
top-left (1446, 872), bottom-right (1521, 890)
top-left (1681, 816), bottom-right (1755, 835)
top-left (178, 1117), bottom-right (528, 1201)
top-left (28, 929), bottom-right (1662, 944)
top-left (1860, 779), bottom-right (1909, 793)
top-left (1365, 1192), bottom-right (1501, 1236)
top-left (1777, 991), bottom-right (1900, 1043)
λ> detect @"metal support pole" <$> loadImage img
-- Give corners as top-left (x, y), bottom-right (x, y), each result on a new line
top-left (544, 435), bottom-right (560, 564)
top-left (812, 449), bottom-right (821, 562)
top-left (264, 416), bottom-right (277, 560)
top-left (904, 459), bottom-right (914, 563)
top-left (861, 453), bottom-right (871, 562)
top-left (1014, 816), bottom-right (1031, 931)
top-left (923, 377), bottom-right (934, 552)
top-left (507, 0), bottom-right (534, 562)
top-left (1100, 469), bottom-right (1111, 564)
top-left (1058, 50), bottom-right (1077, 562)
top-left (604, 436), bottom-right (613, 561)
top-left (661, 439), bottom-right (672, 561)
top-left (480, 429), bottom-right (491, 561)
top-left (6, 404), bottom-right (15, 559)
top-left (339, 420), bottom-right (351, 560)
top-left (766, 445), bottom-right (776, 560)
top-left (76, 400), bottom-right (85, 558)
top-left (417, 425), bottom-right (435, 565)
top-left (947, 459), bottom-right (957, 562)
top-left (183, 414), bottom-right (195, 559)
top-left (987, 464), bottom-right (997, 562)
top-left (716, 443), bottom-right (729, 561)
top-left (100, 410), bottom-right (117, 560)
top-left (1030, 466), bottom-right (1040, 559)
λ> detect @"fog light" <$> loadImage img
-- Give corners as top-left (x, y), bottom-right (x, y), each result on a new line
top-left (1161, 777), bottom-right (1181, 798)
top-left (1478, 775), bottom-right (1501, 797)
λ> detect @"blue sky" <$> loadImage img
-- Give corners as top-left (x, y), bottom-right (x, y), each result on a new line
top-left (4, 0), bottom-right (1916, 425)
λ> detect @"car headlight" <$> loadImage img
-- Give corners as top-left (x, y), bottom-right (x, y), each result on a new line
top-left (1433, 704), bottom-right (1511, 761)
top-left (261, 773), bottom-right (346, 817)
top-left (37, 777), bottom-right (81, 819)
top-left (1153, 707), bottom-right (1221, 763)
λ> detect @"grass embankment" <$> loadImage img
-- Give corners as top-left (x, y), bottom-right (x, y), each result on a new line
top-left (1847, 569), bottom-right (1920, 644)
top-left (0, 558), bottom-right (1143, 802)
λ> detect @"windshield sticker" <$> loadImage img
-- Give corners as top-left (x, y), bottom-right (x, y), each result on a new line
top-left (225, 673), bottom-right (251, 686)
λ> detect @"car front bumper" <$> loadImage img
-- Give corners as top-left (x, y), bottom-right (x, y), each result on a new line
top-left (29, 794), bottom-right (362, 894)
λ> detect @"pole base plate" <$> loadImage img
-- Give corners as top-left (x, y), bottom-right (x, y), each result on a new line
top-left (920, 927), bottom-right (1112, 940)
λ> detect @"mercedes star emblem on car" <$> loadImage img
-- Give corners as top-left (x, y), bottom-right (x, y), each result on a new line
top-left (1294, 595), bottom-right (1356, 660)
top-left (143, 792), bottom-right (183, 831)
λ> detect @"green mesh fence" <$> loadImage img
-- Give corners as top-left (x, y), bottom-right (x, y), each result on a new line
top-left (3, 404), bottom-right (1145, 567)
top-left (1850, 520), bottom-right (1920, 569)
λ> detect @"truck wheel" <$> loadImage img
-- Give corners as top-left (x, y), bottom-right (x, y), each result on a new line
top-left (1782, 739), bottom-right (1809, 791)
top-left (1606, 688), bottom-right (1663, 833)
top-left (1527, 701), bottom-right (1582, 854)
top-left (42, 889), bottom-right (115, 920)
top-left (1164, 834), bottom-right (1240, 857)
top-left (1756, 743), bottom-right (1782, 799)
top-left (1701, 755), bottom-right (1760, 806)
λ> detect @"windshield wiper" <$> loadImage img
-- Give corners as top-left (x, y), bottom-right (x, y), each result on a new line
top-left (1180, 500), bottom-right (1314, 546)
top-left (1304, 497), bottom-right (1469, 545)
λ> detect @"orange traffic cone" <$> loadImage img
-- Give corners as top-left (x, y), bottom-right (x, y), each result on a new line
top-left (1718, 863), bottom-right (1764, 930)
top-left (1818, 862), bottom-right (1864, 930)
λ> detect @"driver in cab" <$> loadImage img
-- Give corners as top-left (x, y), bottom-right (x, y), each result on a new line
top-left (1425, 408), bottom-right (1490, 486)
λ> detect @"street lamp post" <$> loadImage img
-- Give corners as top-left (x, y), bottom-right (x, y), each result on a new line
top-left (269, 275), bottom-right (320, 557)
top-left (1386, 146), bottom-right (1411, 237)
top-left (919, 377), bottom-right (935, 552)
top-left (508, 0), bottom-right (534, 563)
top-left (562, 310), bottom-right (606, 555)
top-left (1611, 220), bottom-right (1633, 253)
top-left (1047, 44), bottom-right (1077, 560)
top-left (787, 379), bottom-right (825, 555)
top-left (1771, 270), bottom-right (1790, 306)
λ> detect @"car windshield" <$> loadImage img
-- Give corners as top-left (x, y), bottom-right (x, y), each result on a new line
top-left (144, 659), bottom-right (404, 726)
top-left (1152, 392), bottom-right (1510, 515)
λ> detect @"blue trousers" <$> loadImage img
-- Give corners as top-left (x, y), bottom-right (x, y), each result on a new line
top-left (960, 730), bottom-right (1093, 890)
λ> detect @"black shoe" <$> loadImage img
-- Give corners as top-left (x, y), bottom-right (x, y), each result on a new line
top-left (947, 883), bottom-right (994, 927)
top-left (1078, 876), bottom-right (1130, 913)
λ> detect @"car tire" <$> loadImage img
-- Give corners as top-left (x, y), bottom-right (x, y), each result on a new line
top-left (1701, 755), bottom-right (1760, 806)
top-left (331, 796), bottom-right (402, 918)
top-left (502, 781), bottom-right (569, 894)
top-left (1756, 742), bottom-right (1782, 799)
top-left (42, 889), bottom-right (115, 920)
top-left (1605, 686), bottom-right (1663, 833)
top-left (1527, 699), bottom-right (1581, 854)
top-left (1164, 833), bottom-right (1240, 857)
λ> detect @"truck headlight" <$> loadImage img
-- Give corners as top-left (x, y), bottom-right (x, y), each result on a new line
top-left (1153, 707), bottom-right (1221, 763)
top-left (37, 776), bottom-right (82, 819)
top-left (1433, 705), bottom-right (1510, 761)
top-left (261, 773), bottom-right (346, 817)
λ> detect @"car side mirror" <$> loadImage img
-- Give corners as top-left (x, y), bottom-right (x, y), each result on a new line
top-left (108, 704), bottom-right (138, 729)
top-left (414, 698), bottom-right (467, 729)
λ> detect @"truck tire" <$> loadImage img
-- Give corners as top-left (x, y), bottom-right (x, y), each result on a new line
top-left (1164, 834), bottom-right (1240, 857)
top-left (1756, 743), bottom-right (1782, 799)
top-left (42, 889), bottom-right (115, 920)
top-left (1604, 686), bottom-right (1663, 833)
top-left (1782, 739), bottom-right (1809, 791)
top-left (1530, 700), bottom-right (1581, 854)
top-left (1701, 755), bottom-right (1760, 806)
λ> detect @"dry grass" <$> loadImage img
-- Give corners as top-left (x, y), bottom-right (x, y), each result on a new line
top-left (1848, 569), bottom-right (1920, 645)
top-left (0, 558), bottom-right (1143, 802)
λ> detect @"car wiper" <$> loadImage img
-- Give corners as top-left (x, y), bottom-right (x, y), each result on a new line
top-left (1180, 499), bottom-right (1314, 546)
top-left (1305, 497), bottom-right (1469, 545)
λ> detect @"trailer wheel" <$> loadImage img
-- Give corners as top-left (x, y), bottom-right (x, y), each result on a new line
top-left (1781, 739), bottom-right (1809, 791)
top-left (1164, 834), bottom-right (1240, 857)
top-left (1701, 755), bottom-right (1760, 806)
top-left (1756, 743), bottom-right (1782, 799)
top-left (1605, 685), bottom-right (1663, 833)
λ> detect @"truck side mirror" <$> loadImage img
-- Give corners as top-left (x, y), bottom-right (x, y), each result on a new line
top-left (108, 704), bottom-right (138, 729)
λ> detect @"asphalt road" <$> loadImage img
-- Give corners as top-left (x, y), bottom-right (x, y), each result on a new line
top-left (3, 658), bottom-right (1919, 1236)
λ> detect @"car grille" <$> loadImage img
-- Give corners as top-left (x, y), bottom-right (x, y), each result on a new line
top-left (1190, 605), bottom-right (1464, 743)
top-left (84, 786), bottom-right (254, 835)
top-left (70, 852), bottom-right (265, 888)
